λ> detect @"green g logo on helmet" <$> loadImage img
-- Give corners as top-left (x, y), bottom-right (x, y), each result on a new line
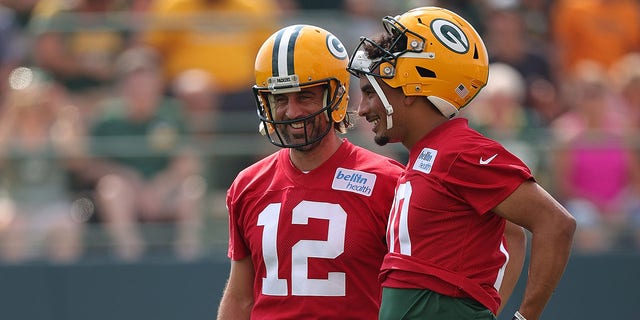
top-left (327, 34), bottom-right (348, 60)
top-left (430, 18), bottom-right (469, 54)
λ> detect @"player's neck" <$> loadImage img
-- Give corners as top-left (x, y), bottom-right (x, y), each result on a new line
top-left (289, 134), bottom-right (343, 172)
top-left (402, 100), bottom-right (449, 150)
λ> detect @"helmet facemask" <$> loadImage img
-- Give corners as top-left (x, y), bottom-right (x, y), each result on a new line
top-left (254, 78), bottom-right (347, 149)
top-left (348, 15), bottom-right (425, 81)
top-left (253, 24), bottom-right (351, 149)
top-left (347, 16), bottom-right (425, 130)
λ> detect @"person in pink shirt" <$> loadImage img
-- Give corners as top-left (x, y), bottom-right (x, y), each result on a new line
top-left (551, 60), bottom-right (640, 252)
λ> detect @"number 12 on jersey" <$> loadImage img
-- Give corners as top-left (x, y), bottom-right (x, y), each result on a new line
top-left (257, 200), bottom-right (347, 296)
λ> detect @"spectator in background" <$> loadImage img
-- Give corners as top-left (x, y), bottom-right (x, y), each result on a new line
top-left (140, 0), bottom-right (282, 191)
top-left (170, 69), bottom-right (221, 205)
top-left (610, 53), bottom-right (640, 133)
top-left (550, 0), bottom-right (640, 83)
top-left (0, 0), bottom-right (40, 22)
top-left (84, 47), bottom-right (206, 261)
top-left (518, 0), bottom-right (553, 45)
top-left (610, 53), bottom-right (640, 250)
top-left (28, 0), bottom-right (133, 123)
top-left (0, 66), bottom-right (86, 263)
top-left (0, 0), bottom-right (40, 43)
top-left (171, 69), bottom-right (219, 141)
top-left (340, 0), bottom-right (387, 52)
top-left (550, 61), bottom-right (640, 253)
top-left (0, 4), bottom-right (30, 97)
top-left (140, 0), bottom-right (281, 115)
top-left (484, 5), bottom-right (561, 124)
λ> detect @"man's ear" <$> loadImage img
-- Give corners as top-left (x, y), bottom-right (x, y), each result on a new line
top-left (403, 95), bottom-right (418, 106)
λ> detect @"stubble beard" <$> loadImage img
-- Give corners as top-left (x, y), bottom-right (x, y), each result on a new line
top-left (374, 133), bottom-right (390, 146)
top-left (283, 118), bottom-right (325, 151)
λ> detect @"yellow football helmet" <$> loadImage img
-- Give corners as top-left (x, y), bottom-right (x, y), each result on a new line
top-left (253, 24), bottom-right (350, 148)
top-left (348, 6), bottom-right (488, 119)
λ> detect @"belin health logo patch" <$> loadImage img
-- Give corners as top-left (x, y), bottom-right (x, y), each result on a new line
top-left (331, 168), bottom-right (376, 196)
top-left (413, 147), bottom-right (438, 174)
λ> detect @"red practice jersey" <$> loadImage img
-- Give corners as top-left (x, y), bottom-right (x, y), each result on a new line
top-left (381, 119), bottom-right (533, 314)
top-left (227, 139), bottom-right (403, 319)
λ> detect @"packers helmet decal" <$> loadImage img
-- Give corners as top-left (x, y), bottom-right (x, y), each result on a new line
top-left (327, 34), bottom-right (348, 60)
top-left (430, 18), bottom-right (469, 54)
top-left (270, 24), bottom-right (303, 78)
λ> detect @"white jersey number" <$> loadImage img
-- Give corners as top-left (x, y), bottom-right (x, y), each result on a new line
top-left (388, 182), bottom-right (509, 291)
top-left (388, 182), bottom-right (413, 255)
top-left (257, 200), bottom-right (347, 296)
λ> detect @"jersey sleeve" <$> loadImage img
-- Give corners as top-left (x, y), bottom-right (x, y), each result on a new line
top-left (446, 142), bottom-right (533, 215)
top-left (226, 182), bottom-right (249, 260)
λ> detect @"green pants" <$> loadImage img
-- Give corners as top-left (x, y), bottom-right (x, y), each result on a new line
top-left (379, 287), bottom-right (496, 320)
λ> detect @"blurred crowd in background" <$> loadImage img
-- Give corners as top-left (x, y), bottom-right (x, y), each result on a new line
top-left (0, 0), bottom-right (640, 264)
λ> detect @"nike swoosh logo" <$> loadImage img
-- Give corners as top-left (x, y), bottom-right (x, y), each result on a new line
top-left (479, 154), bottom-right (498, 165)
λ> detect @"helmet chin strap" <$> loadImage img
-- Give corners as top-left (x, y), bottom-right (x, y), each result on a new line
top-left (351, 50), bottom-right (394, 129)
top-left (323, 89), bottom-right (330, 122)
top-left (365, 74), bottom-right (394, 129)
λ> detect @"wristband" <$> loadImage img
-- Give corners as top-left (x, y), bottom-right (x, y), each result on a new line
top-left (512, 311), bottom-right (527, 320)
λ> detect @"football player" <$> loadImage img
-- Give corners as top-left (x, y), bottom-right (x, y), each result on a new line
top-left (217, 24), bottom-right (404, 319)
top-left (348, 7), bottom-right (576, 320)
